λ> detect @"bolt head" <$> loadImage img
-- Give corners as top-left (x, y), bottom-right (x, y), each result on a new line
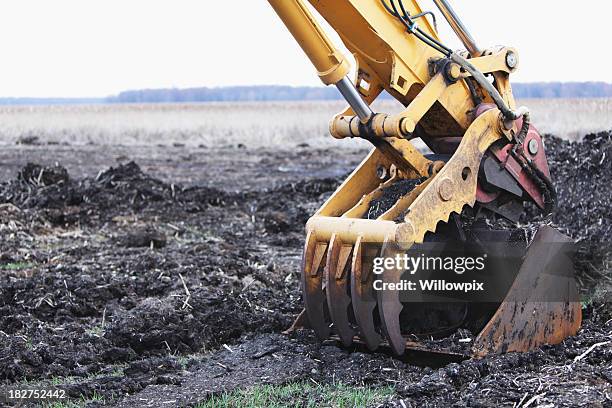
top-left (506, 51), bottom-right (518, 69)
top-left (401, 118), bottom-right (416, 135)
top-left (447, 63), bottom-right (461, 80)
top-left (528, 139), bottom-right (539, 155)
top-left (395, 222), bottom-right (415, 249)
top-left (376, 166), bottom-right (388, 180)
top-left (438, 178), bottom-right (454, 202)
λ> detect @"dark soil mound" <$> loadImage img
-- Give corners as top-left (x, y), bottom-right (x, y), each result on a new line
top-left (544, 131), bottom-right (611, 242)
top-left (543, 131), bottom-right (612, 289)
top-left (366, 178), bottom-right (424, 220)
top-left (254, 177), bottom-right (340, 236)
top-left (18, 163), bottom-right (70, 186)
top-left (0, 161), bottom-right (229, 226)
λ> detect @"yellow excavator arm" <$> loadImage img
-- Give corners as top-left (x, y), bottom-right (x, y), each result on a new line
top-left (269, 0), bottom-right (517, 135)
top-left (267, 0), bottom-right (581, 358)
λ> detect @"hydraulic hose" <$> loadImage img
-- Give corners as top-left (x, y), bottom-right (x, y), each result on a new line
top-left (449, 53), bottom-right (529, 123)
top-left (382, 0), bottom-right (452, 56)
top-left (381, 0), bottom-right (530, 131)
top-left (513, 150), bottom-right (558, 215)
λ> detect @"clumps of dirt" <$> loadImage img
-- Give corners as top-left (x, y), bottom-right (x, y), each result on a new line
top-left (542, 131), bottom-right (612, 291)
top-left (0, 203), bottom-right (31, 235)
top-left (262, 210), bottom-right (305, 235)
top-left (544, 131), bottom-right (611, 242)
top-left (93, 161), bottom-right (171, 207)
top-left (0, 312), bottom-right (111, 381)
top-left (18, 163), bottom-right (70, 186)
top-left (255, 177), bottom-right (340, 235)
top-left (366, 178), bottom-right (425, 220)
top-left (394, 304), bottom-right (612, 407)
top-left (0, 161), bottom-right (229, 226)
top-left (115, 334), bottom-right (319, 407)
top-left (61, 356), bottom-right (186, 403)
top-left (0, 241), bottom-right (295, 387)
top-left (0, 156), bottom-right (334, 402)
top-left (16, 134), bottom-right (42, 146)
top-left (115, 228), bottom-right (167, 249)
top-left (113, 306), bottom-right (612, 408)
top-left (0, 152), bottom-right (307, 390)
top-left (105, 289), bottom-right (288, 355)
top-left (0, 160), bottom-right (338, 235)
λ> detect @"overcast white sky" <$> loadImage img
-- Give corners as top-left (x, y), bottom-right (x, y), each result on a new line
top-left (0, 0), bottom-right (610, 97)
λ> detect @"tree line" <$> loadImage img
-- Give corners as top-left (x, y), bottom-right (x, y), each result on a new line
top-left (0, 82), bottom-right (609, 105)
top-left (108, 82), bottom-right (612, 103)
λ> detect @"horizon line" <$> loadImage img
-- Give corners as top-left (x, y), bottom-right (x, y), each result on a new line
top-left (0, 81), bottom-right (610, 105)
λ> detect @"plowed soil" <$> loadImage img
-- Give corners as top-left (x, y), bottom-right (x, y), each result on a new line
top-left (0, 132), bottom-right (610, 407)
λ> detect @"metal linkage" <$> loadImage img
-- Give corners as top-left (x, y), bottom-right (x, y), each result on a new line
top-left (335, 76), bottom-right (374, 122)
top-left (380, 0), bottom-right (530, 131)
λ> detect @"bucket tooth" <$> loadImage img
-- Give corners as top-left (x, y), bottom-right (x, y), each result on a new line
top-left (377, 241), bottom-right (406, 356)
top-left (472, 225), bottom-right (582, 356)
top-left (302, 231), bottom-right (331, 340)
top-left (325, 234), bottom-right (356, 346)
top-left (350, 237), bottom-right (382, 351)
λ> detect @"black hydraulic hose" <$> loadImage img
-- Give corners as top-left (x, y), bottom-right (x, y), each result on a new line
top-left (381, 0), bottom-right (531, 135)
top-left (530, 160), bottom-right (557, 215)
top-left (411, 11), bottom-right (438, 31)
top-left (529, 152), bottom-right (557, 214)
top-left (449, 53), bottom-right (526, 120)
top-left (449, 52), bottom-right (532, 128)
top-left (414, 30), bottom-right (451, 56)
top-left (511, 148), bottom-right (557, 215)
top-left (465, 77), bottom-right (483, 106)
top-left (516, 112), bottom-right (531, 142)
top-left (382, 0), bottom-right (451, 56)
top-left (395, 0), bottom-right (410, 22)
top-left (386, 0), bottom-right (405, 24)
top-left (527, 165), bottom-right (557, 216)
top-left (394, 0), bottom-right (451, 55)
top-left (415, 28), bottom-right (451, 56)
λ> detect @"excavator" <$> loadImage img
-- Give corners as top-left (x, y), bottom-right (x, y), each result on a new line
top-left (267, 0), bottom-right (581, 358)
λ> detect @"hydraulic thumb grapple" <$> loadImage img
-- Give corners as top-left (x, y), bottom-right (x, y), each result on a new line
top-left (267, 0), bottom-right (581, 358)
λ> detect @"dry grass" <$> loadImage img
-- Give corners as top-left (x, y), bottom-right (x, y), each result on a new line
top-left (520, 98), bottom-right (612, 140)
top-left (0, 98), bottom-right (609, 148)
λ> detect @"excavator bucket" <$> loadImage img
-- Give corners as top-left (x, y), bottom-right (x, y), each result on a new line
top-left (267, 0), bottom-right (583, 360)
top-left (472, 225), bottom-right (582, 356)
top-left (298, 185), bottom-right (582, 360)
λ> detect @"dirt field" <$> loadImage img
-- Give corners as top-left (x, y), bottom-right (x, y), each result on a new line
top-left (0, 106), bottom-right (610, 407)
